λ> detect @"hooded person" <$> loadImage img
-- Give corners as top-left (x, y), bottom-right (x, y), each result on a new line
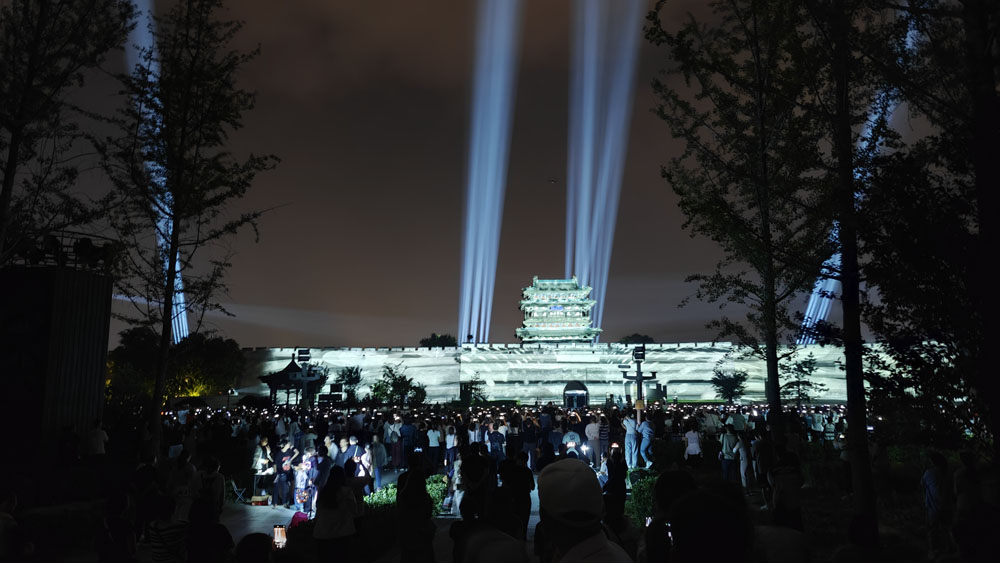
top-left (535, 459), bottom-right (631, 563)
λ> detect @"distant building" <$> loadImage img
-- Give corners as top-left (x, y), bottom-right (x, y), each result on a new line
top-left (515, 276), bottom-right (602, 343)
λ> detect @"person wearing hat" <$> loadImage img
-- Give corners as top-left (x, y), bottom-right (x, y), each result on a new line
top-left (536, 459), bottom-right (632, 562)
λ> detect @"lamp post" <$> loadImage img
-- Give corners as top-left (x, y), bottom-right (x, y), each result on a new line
top-left (622, 344), bottom-right (656, 421)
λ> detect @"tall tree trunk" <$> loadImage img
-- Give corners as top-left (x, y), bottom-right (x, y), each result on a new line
top-left (832, 0), bottom-right (878, 547)
top-left (963, 0), bottom-right (1000, 461)
top-left (149, 224), bottom-right (179, 452)
top-left (763, 286), bottom-right (783, 432)
top-left (0, 127), bottom-right (23, 256)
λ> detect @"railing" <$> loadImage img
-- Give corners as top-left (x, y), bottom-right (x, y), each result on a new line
top-left (5, 231), bottom-right (121, 273)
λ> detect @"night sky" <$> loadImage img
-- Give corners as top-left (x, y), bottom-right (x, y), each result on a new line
top-left (105, 1), bottom-right (841, 348)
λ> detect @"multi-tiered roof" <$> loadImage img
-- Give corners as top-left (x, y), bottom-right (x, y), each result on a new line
top-left (515, 276), bottom-right (602, 343)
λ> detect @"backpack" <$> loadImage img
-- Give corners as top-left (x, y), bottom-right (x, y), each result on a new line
top-left (389, 428), bottom-right (400, 444)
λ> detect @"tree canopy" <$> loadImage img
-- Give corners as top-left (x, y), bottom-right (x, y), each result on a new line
top-left (618, 333), bottom-right (654, 344)
top-left (369, 364), bottom-right (427, 407)
top-left (98, 0), bottom-right (275, 438)
top-left (0, 0), bottom-right (133, 263)
top-left (106, 327), bottom-right (244, 410)
top-left (420, 333), bottom-right (457, 347)
top-left (710, 368), bottom-right (749, 405)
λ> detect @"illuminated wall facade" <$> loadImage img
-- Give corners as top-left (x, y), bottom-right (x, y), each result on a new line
top-left (242, 342), bottom-right (851, 405)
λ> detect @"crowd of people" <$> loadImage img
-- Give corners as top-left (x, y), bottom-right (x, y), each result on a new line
top-left (1, 401), bottom-right (992, 562)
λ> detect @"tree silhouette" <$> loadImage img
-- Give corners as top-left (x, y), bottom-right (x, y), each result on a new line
top-left (710, 368), bottom-right (749, 405)
top-left (420, 333), bottom-right (457, 347)
top-left (99, 0), bottom-right (276, 445)
top-left (335, 366), bottom-right (363, 405)
top-left (0, 0), bottom-right (133, 262)
top-left (617, 333), bottom-right (654, 344)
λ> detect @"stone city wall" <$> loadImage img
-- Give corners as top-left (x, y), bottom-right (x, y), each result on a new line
top-left (242, 342), bottom-right (851, 404)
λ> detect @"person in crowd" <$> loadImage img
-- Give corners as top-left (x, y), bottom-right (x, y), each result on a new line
top-left (536, 441), bottom-right (557, 472)
top-left (547, 419), bottom-right (563, 454)
top-left (444, 425), bottom-right (459, 473)
top-left (312, 466), bottom-right (360, 561)
top-left (751, 427), bottom-right (775, 508)
top-left (397, 451), bottom-right (435, 562)
top-left (234, 533), bottom-right (271, 563)
top-left (505, 417), bottom-right (522, 462)
top-left (97, 490), bottom-right (136, 563)
top-left (273, 439), bottom-right (299, 508)
top-left (735, 430), bottom-right (754, 495)
top-left (170, 450), bottom-right (198, 522)
top-left (604, 492), bottom-right (640, 559)
top-left (499, 451), bottom-right (534, 540)
top-left (667, 486), bottom-right (755, 563)
top-left (450, 452), bottom-right (527, 563)
top-left (622, 410), bottom-right (639, 469)
top-left (132, 454), bottom-right (161, 543)
top-left (487, 423), bottom-right (507, 464)
top-left (427, 423), bottom-right (442, 471)
top-left (385, 415), bottom-right (403, 472)
top-left (598, 415), bottom-right (610, 465)
top-left (400, 416), bottom-right (418, 470)
top-left (561, 421), bottom-right (583, 459)
top-left (809, 409), bottom-right (825, 442)
top-left (186, 498), bottom-right (234, 563)
top-left (726, 407), bottom-right (747, 432)
top-left (719, 424), bottom-right (739, 483)
top-left (345, 435), bottom-right (363, 462)
top-left (535, 458), bottom-right (632, 562)
top-left (293, 456), bottom-right (314, 514)
top-left (584, 415), bottom-right (601, 467)
top-left (302, 426), bottom-right (317, 452)
top-left (333, 437), bottom-right (349, 468)
top-left (450, 447), bottom-right (467, 517)
top-left (637, 415), bottom-right (656, 469)
top-left (312, 444), bottom-right (333, 494)
top-left (193, 457), bottom-right (225, 522)
top-left (87, 418), bottom-right (110, 462)
top-left (635, 470), bottom-right (697, 563)
top-left (370, 434), bottom-right (388, 491)
top-left (359, 444), bottom-right (375, 494)
top-left (604, 443), bottom-right (627, 498)
top-left (342, 459), bottom-right (369, 505)
top-left (148, 494), bottom-right (186, 563)
top-left (521, 416), bottom-right (538, 470)
top-left (596, 450), bottom-right (610, 488)
top-left (682, 419), bottom-right (702, 467)
top-left (922, 450), bottom-right (955, 559)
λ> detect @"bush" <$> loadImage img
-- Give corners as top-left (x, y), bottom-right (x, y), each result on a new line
top-left (624, 475), bottom-right (658, 528)
top-left (425, 474), bottom-right (449, 516)
top-left (363, 477), bottom-right (448, 516)
top-left (364, 483), bottom-right (397, 509)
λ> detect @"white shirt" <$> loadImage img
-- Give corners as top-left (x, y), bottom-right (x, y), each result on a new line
top-left (446, 434), bottom-right (457, 449)
top-left (427, 429), bottom-right (441, 447)
top-left (684, 430), bottom-right (702, 455)
top-left (88, 428), bottom-right (109, 455)
top-left (585, 422), bottom-right (601, 441)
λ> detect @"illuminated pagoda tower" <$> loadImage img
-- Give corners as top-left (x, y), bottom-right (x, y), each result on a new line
top-left (516, 276), bottom-right (602, 343)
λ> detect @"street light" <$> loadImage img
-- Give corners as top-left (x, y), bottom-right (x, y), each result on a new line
top-left (622, 344), bottom-right (656, 421)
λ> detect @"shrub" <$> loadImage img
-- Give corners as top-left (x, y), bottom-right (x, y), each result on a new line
top-left (364, 483), bottom-right (397, 509)
top-left (625, 474), bottom-right (658, 528)
top-left (425, 474), bottom-right (449, 516)
top-left (362, 477), bottom-right (449, 516)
